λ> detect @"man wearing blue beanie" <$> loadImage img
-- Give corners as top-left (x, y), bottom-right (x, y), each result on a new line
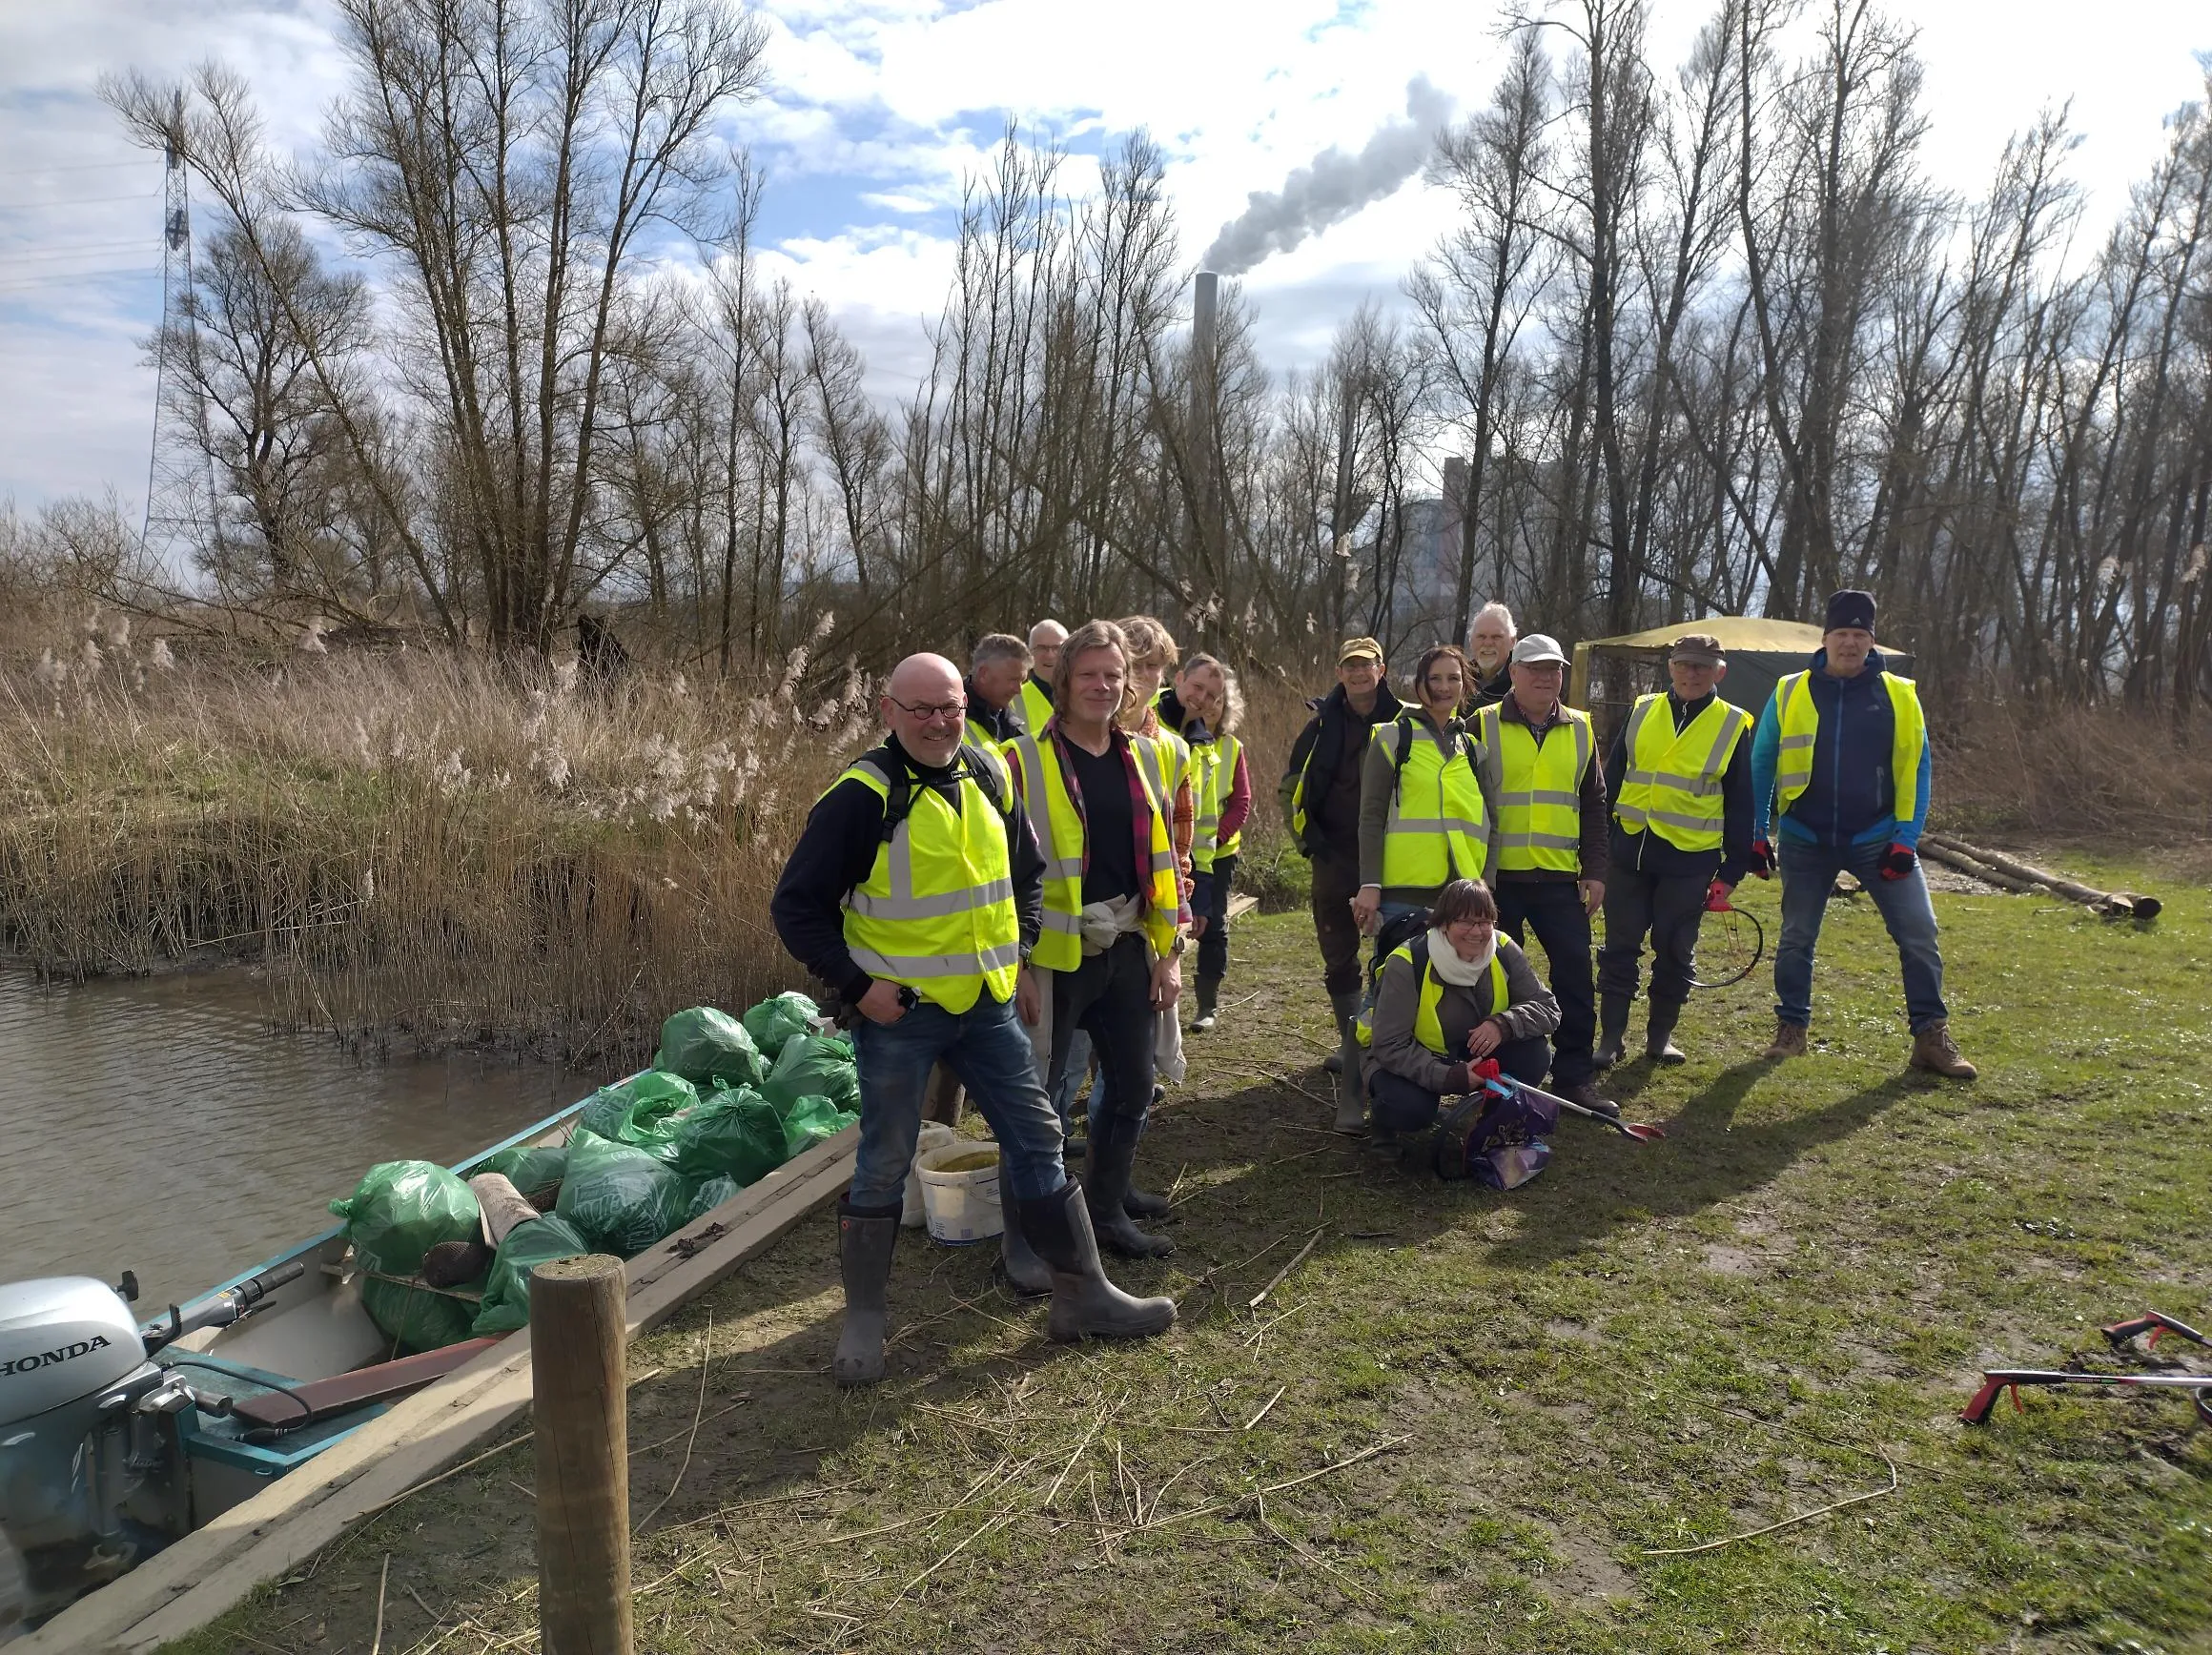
top-left (1746, 590), bottom-right (1975, 1076)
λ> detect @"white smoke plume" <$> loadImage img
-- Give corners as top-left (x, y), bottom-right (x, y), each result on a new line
top-left (1201, 76), bottom-right (1456, 276)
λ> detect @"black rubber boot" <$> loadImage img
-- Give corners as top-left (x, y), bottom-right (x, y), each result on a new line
top-left (1190, 973), bottom-right (1221, 1032)
top-left (832, 1198), bottom-right (901, 1386)
top-left (1020, 1180), bottom-right (1177, 1341)
top-left (1645, 997), bottom-right (1687, 1065)
top-left (1085, 1114), bottom-right (1175, 1258)
top-left (1328, 989), bottom-right (1366, 1134)
top-left (1595, 992), bottom-right (1631, 1070)
top-left (997, 1186), bottom-right (1054, 1297)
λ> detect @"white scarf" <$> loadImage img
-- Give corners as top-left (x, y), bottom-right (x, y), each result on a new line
top-left (1424, 927), bottom-right (1496, 987)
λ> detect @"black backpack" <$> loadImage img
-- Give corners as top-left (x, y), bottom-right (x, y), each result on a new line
top-left (1364, 907), bottom-right (1434, 1004)
top-left (868, 740), bottom-right (1009, 842)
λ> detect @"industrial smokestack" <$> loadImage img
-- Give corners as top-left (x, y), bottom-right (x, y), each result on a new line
top-left (1189, 272), bottom-right (1222, 562)
top-left (1202, 77), bottom-right (1455, 276)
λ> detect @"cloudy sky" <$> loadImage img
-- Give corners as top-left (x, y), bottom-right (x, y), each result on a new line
top-left (2, 0), bottom-right (2206, 522)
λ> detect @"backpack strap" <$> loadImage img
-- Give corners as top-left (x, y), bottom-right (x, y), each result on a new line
top-left (870, 741), bottom-right (1006, 843)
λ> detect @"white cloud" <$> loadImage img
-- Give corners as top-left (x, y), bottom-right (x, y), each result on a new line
top-left (4, 0), bottom-right (2207, 516)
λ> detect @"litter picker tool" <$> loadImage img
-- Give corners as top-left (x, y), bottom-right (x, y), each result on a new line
top-left (1961, 1367), bottom-right (2212, 1428)
top-left (1472, 1070), bottom-right (1668, 1143)
top-left (2100, 1310), bottom-right (2208, 1352)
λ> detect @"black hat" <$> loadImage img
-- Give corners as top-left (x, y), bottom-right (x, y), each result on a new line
top-left (1824, 590), bottom-right (1876, 634)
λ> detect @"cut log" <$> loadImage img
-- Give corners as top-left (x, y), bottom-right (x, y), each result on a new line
top-left (1915, 841), bottom-right (2041, 894)
top-left (1921, 833), bottom-right (2161, 919)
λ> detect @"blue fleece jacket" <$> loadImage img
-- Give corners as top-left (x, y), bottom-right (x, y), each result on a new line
top-left (1750, 647), bottom-right (1932, 848)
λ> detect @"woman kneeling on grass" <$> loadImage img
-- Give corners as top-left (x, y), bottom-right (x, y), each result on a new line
top-left (1362, 877), bottom-right (1559, 1150)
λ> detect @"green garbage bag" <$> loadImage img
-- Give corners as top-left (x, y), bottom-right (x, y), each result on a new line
top-left (778, 1093), bottom-right (859, 1159)
top-left (475, 1143), bottom-right (567, 1200)
top-left (654, 1007), bottom-right (766, 1090)
top-left (579, 1071), bottom-right (698, 1152)
top-left (666, 1087), bottom-right (789, 1187)
top-left (555, 1128), bottom-right (691, 1257)
top-left (762, 1033), bottom-right (860, 1115)
top-left (470, 1216), bottom-right (592, 1338)
top-left (742, 991), bottom-right (820, 1064)
top-left (684, 1175), bottom-right (742, 1222)
top-left (360, 1274), bottom-right (482, 1355)
top-left (330, 1161), bottom-right (481, 1275)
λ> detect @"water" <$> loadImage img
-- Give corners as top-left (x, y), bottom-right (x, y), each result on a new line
top-left (0, 967), bottom-right (588, 1309)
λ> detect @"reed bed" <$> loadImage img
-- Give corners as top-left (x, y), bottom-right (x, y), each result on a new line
top-left (0, 632), bottom-right (867, 1066)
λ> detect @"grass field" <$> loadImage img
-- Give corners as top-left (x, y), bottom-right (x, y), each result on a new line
top-left (178, 854), bottom-right (2211, 1654)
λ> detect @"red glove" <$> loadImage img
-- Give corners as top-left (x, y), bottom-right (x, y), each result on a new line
top-left (1749, 839), bottom-right (1775, 879)
top-left (1878, 841), bottom-right (1916, 881)
top-left (1706, 880), bottom-right (1733, 912)
top-left (1472, 1057), bottom-right (1501, 1082)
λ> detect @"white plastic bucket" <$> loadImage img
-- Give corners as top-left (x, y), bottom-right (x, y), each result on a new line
top-left (915, 1140), bottom-right (1004, 1244)
top-left (900, 1123), bottom-right (958, 1228)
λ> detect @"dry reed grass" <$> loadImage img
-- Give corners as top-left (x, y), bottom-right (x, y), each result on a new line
top-left (0, 625), bottom-right (870, 1066)
top-left (1936, 703), bottom-right (2212, 849)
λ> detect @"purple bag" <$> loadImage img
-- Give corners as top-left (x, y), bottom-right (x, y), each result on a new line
top-left (1430, 1080), bottom-right (1558, 1189)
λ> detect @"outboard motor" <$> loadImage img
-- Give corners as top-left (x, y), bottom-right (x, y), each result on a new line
top-left (0, 1263), bottom-right (298, 1627)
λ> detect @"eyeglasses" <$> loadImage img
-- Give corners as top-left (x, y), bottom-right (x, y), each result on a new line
top-left (887, 696), bottom-right (968, 722)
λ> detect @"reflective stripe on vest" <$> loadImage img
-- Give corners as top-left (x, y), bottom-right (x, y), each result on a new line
top-left (1479, 705), bottom-right (1593, 871)
top-left (1375, 715), bottom-right (1487, 892)
top-left (1612, 693), bottom-right (1751, 852)
top-left (1356, 940), bottom-right (1507, 1052)
top-left (836, 754), bottom-right (1020, 1013)
top-left (1771, 670), bottom-right (1927, 829)
top-left (1006, 730), bottom-right (1179, 972)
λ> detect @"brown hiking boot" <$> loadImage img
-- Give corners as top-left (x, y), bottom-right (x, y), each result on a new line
top-left (1557, 1079), bottom-right (1620, 1120)
top-left (1910, 1019), bottom-right (1976, 1078)
top-left (1761, 1020), bottom-right (1808, 1060)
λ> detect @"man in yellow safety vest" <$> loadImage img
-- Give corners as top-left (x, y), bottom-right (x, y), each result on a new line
top-left (1474, 634), bottom-right (1615, 1115)
top-left (1595, 632), bottom-right (1754, 1066)
top-left (1747, 590), bottom-right (1975, 1076)
top-left (1019, 619), bottom-right (1066, 737)
top-left (770, 653), bottom-right (1175, 1386)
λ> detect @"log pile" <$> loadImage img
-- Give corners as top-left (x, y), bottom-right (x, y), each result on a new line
top-left (1917, 833), bottom-right (2161, 920)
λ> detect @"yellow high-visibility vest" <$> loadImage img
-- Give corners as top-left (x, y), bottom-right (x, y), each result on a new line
top-left (1478, 705), bottom-right (1594, 873)
top-left (1004, 730), bottom-right (1179, 971)
top-left (1613, 693), bottom-right (1751, 852)
top-left (1212, 732), bottom-right (1244, 859)
top-left (1188, 738), bottom-right (1222, 873)
top-left (836, 743), bottom-right (1021, 1013)
top-left (1356, 937), bottom-right (1506, 1052)
top-left (1017, 676), bottom-right (1055, 741)
top-left (1771, 670), bottom-right (1927, 828)
top-left (1373, 714), bottom-right (1488, 891)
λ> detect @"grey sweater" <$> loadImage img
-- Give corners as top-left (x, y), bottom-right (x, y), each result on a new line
top-left (1357, 712), bottom-right (1501, 904)
top-left (1367, 934), bottom-right (1559, 1095)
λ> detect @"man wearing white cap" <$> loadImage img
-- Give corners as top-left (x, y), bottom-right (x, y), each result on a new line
top-left (1474, 635), bottom-right (1614, 1114)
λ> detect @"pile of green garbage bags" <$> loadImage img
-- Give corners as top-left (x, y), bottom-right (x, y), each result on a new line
top-left (330, 995), bottom-right (857, 1353)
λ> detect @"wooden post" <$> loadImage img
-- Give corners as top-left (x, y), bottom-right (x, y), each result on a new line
top-left (531, 1254), bottom-right (632, 1655)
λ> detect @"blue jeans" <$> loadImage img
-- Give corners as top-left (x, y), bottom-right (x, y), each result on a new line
top-left (849, 991), bottom-right (1068, 1209)
top-left (1774, 837), bottom-right (1949, 1032)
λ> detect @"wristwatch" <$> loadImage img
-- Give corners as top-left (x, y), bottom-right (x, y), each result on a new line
top-left (1169, 934), bottom-right (1189, 957)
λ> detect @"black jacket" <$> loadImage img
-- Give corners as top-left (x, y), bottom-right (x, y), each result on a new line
top-left (1280, 681), bottom-right (1404, 857)
top-left (769, 735), bottom-right (1044, 1007)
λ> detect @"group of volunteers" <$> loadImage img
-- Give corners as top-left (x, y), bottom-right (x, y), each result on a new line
top-left (770, 589), bottom-right (1974, 1384)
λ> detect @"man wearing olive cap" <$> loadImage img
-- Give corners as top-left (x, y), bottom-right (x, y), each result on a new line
top-left (1280, 637), bottom-right (1404, 1126)
top-left (1747, 590), bottom-right (1974, 1077)
top-left (1596, 632), bottom-right (1754, 1065)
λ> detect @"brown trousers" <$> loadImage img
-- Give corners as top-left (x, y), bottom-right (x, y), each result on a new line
top-left (1310, 850), bottom-right (1364, 997)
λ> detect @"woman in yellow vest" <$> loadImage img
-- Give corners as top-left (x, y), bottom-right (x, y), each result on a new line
top-left (1362, 879), bottom-right (1559, 1150)
top-left (1162, 653), bottom-right (1252, 1033)
top-left (1342, 644), bottom-right (1496, 1132)
top-left (1003, 621), bottom-right (1187, 1260)
top-left (770, 653), bottom-right (1175, 1387)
